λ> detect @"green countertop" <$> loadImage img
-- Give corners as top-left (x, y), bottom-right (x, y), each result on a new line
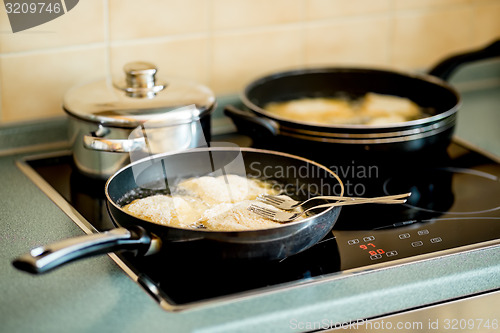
top-left (1, 61), bottom-right (500, 333)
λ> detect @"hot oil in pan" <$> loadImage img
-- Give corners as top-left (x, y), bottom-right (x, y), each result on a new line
top-left (115, 173), bottom-right (331, 232)
top-left (263, 93), bottom-right (436, 126)
top-left (116, 186), bottom-right (172, 206)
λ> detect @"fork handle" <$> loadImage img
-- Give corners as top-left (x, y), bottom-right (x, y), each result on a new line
top-left (302, 198), bottom-right (407, 215)
top-left (303, 193), bottom-right (410, 205)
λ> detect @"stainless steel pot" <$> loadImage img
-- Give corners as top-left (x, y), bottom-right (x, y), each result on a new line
top-left (63, 62), bottom-right (216, 179)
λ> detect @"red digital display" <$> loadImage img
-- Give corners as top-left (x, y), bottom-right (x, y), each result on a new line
top-left (369, 249), bottom-right (385, 256)
top-left (359, 243), bottom-right (376, 250)
top-left (360, 243), bottom-right (385, 256)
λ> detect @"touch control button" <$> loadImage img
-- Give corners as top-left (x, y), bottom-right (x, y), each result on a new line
top-left (418, 229), bottom-right (429, 236)
top-left (399, 233), bottom-right (410, 239)
top-left (363, 236), bottom-right (375, 242)
top-left (411, 241), bottom-right (424, 247)
top-left (430, 237), bottom-right (442, 243)
top-left (348, 239), bottom-right (359, 245)
top-left (386, 251), bottom-right (398, 257)
top-left (370, 254), bottom-right (383, 260)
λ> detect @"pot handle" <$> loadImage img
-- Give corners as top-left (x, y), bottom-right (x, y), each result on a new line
top-left (428, 39), bottom-right (500, 81)
top-left (12, 227), bottom-right (161, 274)
top-left (83, 135), bottom-right (146, 153)
top-left (224, 105), bottom-right (280, 139)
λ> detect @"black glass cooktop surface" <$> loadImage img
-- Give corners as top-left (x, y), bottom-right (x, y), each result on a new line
top-left (21, 141), bottom-right (500, 310)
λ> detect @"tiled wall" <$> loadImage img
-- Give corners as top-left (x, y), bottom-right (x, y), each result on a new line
top-left (0, 0), bottom-right (499, 124)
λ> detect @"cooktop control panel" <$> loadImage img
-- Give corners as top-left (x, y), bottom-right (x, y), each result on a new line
top-left (335, 217), bottom-right (500, 270)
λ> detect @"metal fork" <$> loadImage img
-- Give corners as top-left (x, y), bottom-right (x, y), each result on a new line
top-left (248, 196), bottom-right (408, 223)
top-left (257, 192), bottom-right (411, 210)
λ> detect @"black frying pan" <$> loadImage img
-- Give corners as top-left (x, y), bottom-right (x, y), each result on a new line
top-left (225, 40), bottom-right (500, 157)
top-left (13, 148), bottom-right (344, 274)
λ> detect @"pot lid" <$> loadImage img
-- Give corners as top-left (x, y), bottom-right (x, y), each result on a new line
top-left (63, 61), bottom-right (216, 128)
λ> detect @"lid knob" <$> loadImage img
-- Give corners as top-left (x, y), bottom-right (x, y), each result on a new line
top-left (115, 61), bottom-right (166, 98)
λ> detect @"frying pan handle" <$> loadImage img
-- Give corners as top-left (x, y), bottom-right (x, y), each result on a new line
top-left (428, 39), bottom-right (500, 81)
top-left (12, 227), bottom-right (160, 274)
top-left (224, 105), bottom-right (280, 140)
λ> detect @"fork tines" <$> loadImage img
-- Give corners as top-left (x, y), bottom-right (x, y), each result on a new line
top-left (247, 204), bottom-right (277, 219)
top-left (257, 194), bottom-right (285, 205)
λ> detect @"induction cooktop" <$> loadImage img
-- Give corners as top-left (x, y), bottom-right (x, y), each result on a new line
top-left (16, 138), bottom-right (500, 311)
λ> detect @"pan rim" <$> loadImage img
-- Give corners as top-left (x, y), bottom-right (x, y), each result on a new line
top-left (105, 147), bottom-right (344, 234)
top-left (276, 113), bottom-right (456, 144)
top-left (241, 66), bottom-right (461, 130)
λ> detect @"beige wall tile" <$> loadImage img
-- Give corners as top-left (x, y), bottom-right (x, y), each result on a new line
top-left (305, 17), bottom-right (391, 67)
top-left (210, 27), bottom-right (303, 94)
top-left (392, 7), bottom-right (473, 69)
top-left (109, 0), bottom-right (209, 41)
top-left (472, 2), bottom-right (500, 47)
top-left (395, 0), bottom-right (471, 10)
top-left (0, 1), bottom-right (105, 53)
top-left (0, 47), bottom-right (106, 123)
top-left (109, 36), bottom-right (210, 86)
top-left (306, 0), bottom-right (391, 19)
top-left (1, 0), bottom-right (496, 125)
top-left (212, 0), bottom-right (302, 30)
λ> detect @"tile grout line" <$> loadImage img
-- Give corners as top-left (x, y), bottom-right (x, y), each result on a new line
top-left (110, 32), bottom-right (211, 45)
top-left (103, 0), bottom-right (111, 83)
top-left (206, 0), bottom-right (214, 88)
top-left (387, 0), bottom-right (396, 67)
top-left (2, 13), bottom-right (396, 58)
top-left (0, 42), bottom-right (108, 58)
top-left (299, 0), bottom-right (307, 67)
